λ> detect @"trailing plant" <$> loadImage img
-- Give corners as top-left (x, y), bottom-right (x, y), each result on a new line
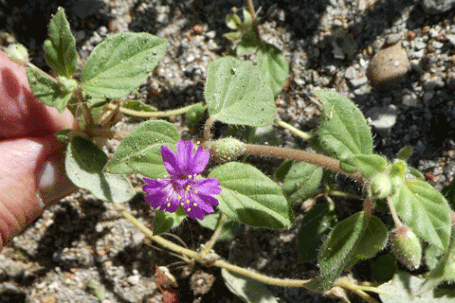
top-left (10, 5), bottom-right (455, 303)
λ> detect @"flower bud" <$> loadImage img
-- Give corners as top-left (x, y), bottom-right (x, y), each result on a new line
top-left (6, 43), bottom-right (29, 65)
top-left (212, 138), bottom-right (245, 162)
top-left (369, 172), bottom-right (393, 198)
top-left (390, 225), bottom-right (422, 270)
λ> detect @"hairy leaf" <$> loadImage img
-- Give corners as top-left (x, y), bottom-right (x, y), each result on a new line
top-left (205, 57), bottom-right (275, 127)
top-left (81, 32), bottom-right (166, 99)
top-left (210, 162), bottom-right (294, 229)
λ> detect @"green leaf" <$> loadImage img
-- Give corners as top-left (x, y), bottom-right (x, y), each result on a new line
top-left (298, 203), bottom-right (337, 261)
top-left (226, 14), bottom-right (242, 30)
top-left (282, 162), bottom-right (323, 205)
top-left (318, 212), bottom-right (388, 290)
top-left (26, 68), bottom-right (74, 113)
top-left (205, 57), bottom-right (275, 127)
top-left (81, 32), bottom-right (166, 99)
top-left (442, 177), bottom-right (455, 209)
top-left (257, 43), bottom-right (289, 98)
top-left (379, 272), bottom-right (455, 302)
top-left (274, 160), bottom-right (293, 182)
top-left (199, 213), bottom-right (240, 241)
top-left (55, 129), bottom-right (72, 144)
top-left (408, 166), bottom-right (425, 180)
top-left (419, 230), bottom-right (455, 294)
top-left (316, 90), bottom-right (373, 159)
top-left (120, 100), bottom-right (158, 118)
top-left (340, 154), bottom-right (388, 179)
top-left (153, 207), bottom-right (187, 235)
top-left (65, 136), bottom-right (135, 203)
top-left (236, 30), bottom-right (260, 56)
top-left (223, 31), bottom-right (243, 41)
top-left (370, 254), bottom-right (398, 283)
top-left (105, 120), bottom-right (180, 178)
top-left (397, 146), bottom-right (413, 161)
top-left (44, 7), bottom-right (77, 76)
top-left (209, 162), bottom-right (294, 229)
top-left (221, 269), bottom-right (278, 303)
top-left (390, 179), bottom-right (451, 250)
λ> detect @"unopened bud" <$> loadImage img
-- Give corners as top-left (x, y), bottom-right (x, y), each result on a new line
top-left (212, 138), bottom-right (245, 162)
top-left (369, 172), bottom-right (393, 198)
top-left (390, 225), bottom-right (422, 270)
top-left (6, 43), bottom-right (29, 65)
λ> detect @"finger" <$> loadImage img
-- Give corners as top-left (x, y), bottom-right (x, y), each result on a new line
top-left (0, 50), bottom-right (77, 139)
top-left (0, 135), bottom-right (77, 248)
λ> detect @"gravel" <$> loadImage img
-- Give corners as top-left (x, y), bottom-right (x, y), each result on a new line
top-left (1, 0), bottom-right (455, 302)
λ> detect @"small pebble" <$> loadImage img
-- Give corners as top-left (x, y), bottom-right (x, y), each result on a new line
top-left (367, 43), bottom-right (410, 90)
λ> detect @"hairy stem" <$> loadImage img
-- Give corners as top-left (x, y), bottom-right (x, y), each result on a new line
top-left (245, 0), bottom-right (260, 42)
top-left (203, 115), bottom-right (218, 141)
top-left (106, 102), bottom-right (205, 119)
top-left (243, 143), bottom-right (364, 184)
top-left (386, 196), bottom-right (403, 228)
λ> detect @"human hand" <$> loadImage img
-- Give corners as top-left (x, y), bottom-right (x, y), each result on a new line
top-left (0, 50), bottom-right (78, 250)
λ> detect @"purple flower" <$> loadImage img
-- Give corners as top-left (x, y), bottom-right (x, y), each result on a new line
top-left (142, 140), bottom-right (221, 220)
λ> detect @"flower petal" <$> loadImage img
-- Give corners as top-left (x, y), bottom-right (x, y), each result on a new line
top-left (176, 140), bottom-right (193, 173)
top-left (191, 146), bottom-right (210, 175)
top-left (184, 203), bottom-right (209, 220)
top-left (161, 145), bottom-right (179, 177)
top-left (197, 178), bottom-right (222, 195)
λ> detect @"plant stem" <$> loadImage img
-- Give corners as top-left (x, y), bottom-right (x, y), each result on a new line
top-left (363, 196), bottom-right (373, 218)
top-left (273, 119), bottom-right (312, 141)
top-left (74, 87), bottom-right (94, 130)
top-left (329, 190), bottom-right (364, 201)
top-left (27, 62), bottom-right (59, 84)
top-left (214, 259), bottom-right (311, 287)
top-left (245, 0), bottom-right (260, 42)
top-left (113, 203), bottom-right (200, 260)
top-left (243, 143), bottom-right (364, 184)
top-left (106, 102), bottom-right (205, 119)
top-left (202, 214), bottom-right (228, 255)
top-left (113, 203), bottom-right (314, 288)
top-left (386, 196), bottom-right (403, 228)
top-left (203, 115), bottom-right (217, 141)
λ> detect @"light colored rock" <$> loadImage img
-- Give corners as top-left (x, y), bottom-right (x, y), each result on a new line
top-left (422, 0), bottom-right (455, 14)
top-left (367, 43), bottom-right (409, 90)
top-left (366, 105), bottom-right (398, 137)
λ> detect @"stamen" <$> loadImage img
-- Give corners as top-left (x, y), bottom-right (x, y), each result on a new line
top-left (187, 208), bottom-right (191, 212)
top-left (178, 196), bottom-right (182, 200)
top-left (193, 203), bottom-right (197, 206)
top-left (186, 199), bottom-right (190, 204)
top-left (194, 190), bottom-right (199, 194)
top-left (167, 202), bottom-right (171, 207)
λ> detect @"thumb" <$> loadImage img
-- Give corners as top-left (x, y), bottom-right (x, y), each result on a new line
top-left (0, 136), bottom-right (77, 248)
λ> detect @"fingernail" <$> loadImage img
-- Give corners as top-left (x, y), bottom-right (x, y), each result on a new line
top-left (38, 150), bottom-right (77, 208)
